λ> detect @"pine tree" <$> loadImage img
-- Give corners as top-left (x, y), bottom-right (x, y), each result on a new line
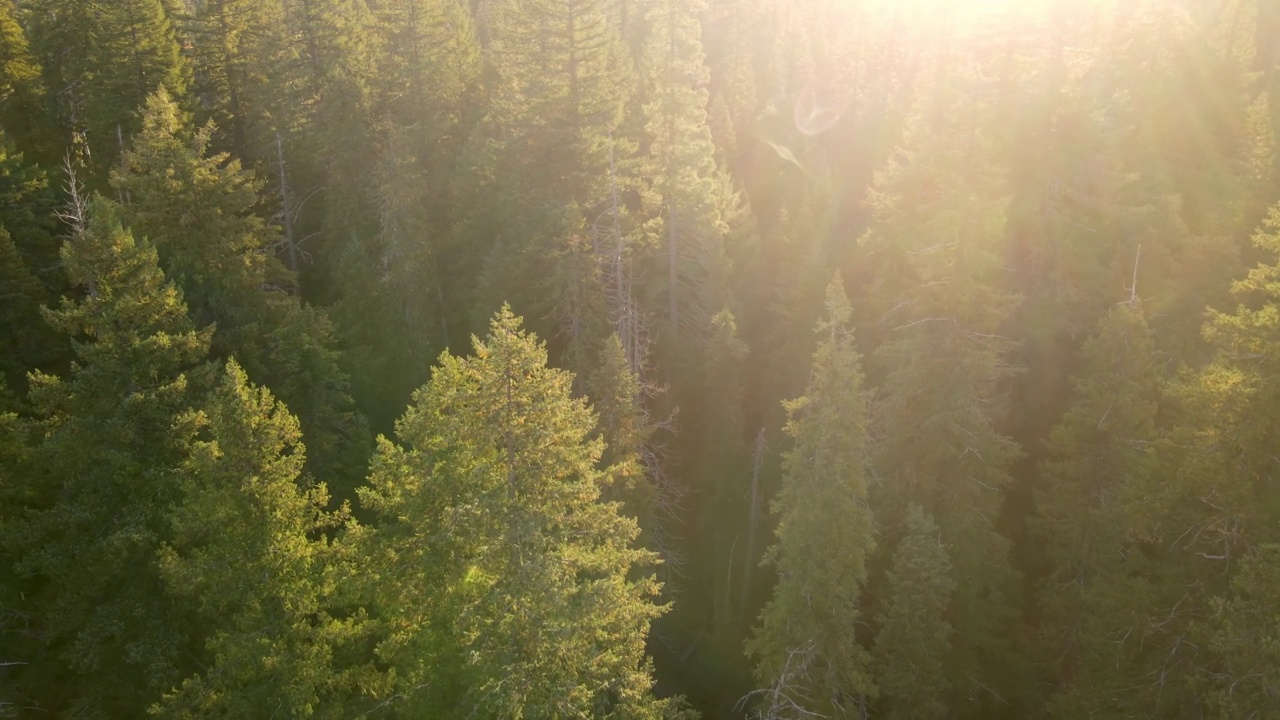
top-left (588, 332), bottom-right (657, 522)
top-left (1033, 303), bottom-right (1160, 701)
top-left (0, 226), bottom-right (57, 389)
top-left (185, 0), bottom-right (289, 161)
top-left (874, 505), bottom-right (956, 720)
top-left (26, 0), bottom-right (187, 179)
top-left (1180, 202), bottom-right (1280, 716)
top-left (8, 196), bottom-right (212, 718)
top-left (154, 360), bottom-right (376, 719)
top-left (746, 276), bottom-right (876, 719)
top-left (638, 0), bottom-right (739, 352)
top-left (112, 88), bottom-right (370, 491)
top-left (372, 0), bottom-right (479, 154)
top-left (1049, 202), bottom-right (1280, 719)
top-left (0, 0), bottom-right (49, 158)
top-left (863, 101), bottom-right (1029, 715)
top-left (358, 306), bottom-right (672, 718)
top-left (687, 307), bottom-right (749, 644)
top-left (0, 132), bottom-right (62, 294)
top-left (467, 0), bottom-right (633, 328)
top-left (0, 378), bottom-right (33, 718)
top-left (1206, 543), bottom-right (1280, 718)
top-left (327, 0), bottom-right (482, 422)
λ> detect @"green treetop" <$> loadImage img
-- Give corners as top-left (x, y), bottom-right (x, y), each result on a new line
top-left (874, 505), bottom-right (956, 720)
top-left (358, 306), bottom-right (672, 718)
top-left (746, 276), bottom-right (876, 719)
top-left (113, 88), bottom-right (370, 491)
top-left (26, 0), bottom-right (187, 179)
top-left (637, 0), bottom-right (740, 352)
top-left (10, 196), bottom-right (212, 717)
top-left (1033, 303), bottom-right (1160, 705)
top-left (0, 0), bottom-right (49, 158)
top-left (154, 360), bottom-right (376, 719)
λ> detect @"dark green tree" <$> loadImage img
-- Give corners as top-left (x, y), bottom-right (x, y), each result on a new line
top-left (9, 197), bottom-right (212, 718)
top-left (746, 276), bottom-right (876, 719)
top-left (637, 0), bottom-right (740, 352)
top-left (863, 102), bottom-right (1029, 715)
top-left (466, 0), bottom-right (633, 330)
top-left (0, 0), bottom-right (49, 158)
top-left (113, 88), bottom-right (370, 491)
top-left (0, 226), bottom-right (58, 390)
top-left (1033, 303), bottom-right (1160, 705)
top-left (874, 505), bottom-right (956, 720)
top-left (26, 0), bottom-right (187, 178)
top-left (0, 132), bottom-right (62, 295)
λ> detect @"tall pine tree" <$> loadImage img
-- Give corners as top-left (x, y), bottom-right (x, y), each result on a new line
top-left (8, 196), bottom-right (212, 718)
top-left (358, 307), bottom-right (673, 718)
top-left (112, 88), bottom-right (370, 492)
top-left (154, 360), bottom-right (377, 719)
top-left (746, 277), bottom-right (876, 719)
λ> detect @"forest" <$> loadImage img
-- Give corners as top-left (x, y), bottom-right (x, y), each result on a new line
top-left (2, 0), bottom-right (1280, 717)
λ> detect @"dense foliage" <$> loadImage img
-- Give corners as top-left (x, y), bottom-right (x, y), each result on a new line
top-left (2, 0), bottom-right (1280, 717)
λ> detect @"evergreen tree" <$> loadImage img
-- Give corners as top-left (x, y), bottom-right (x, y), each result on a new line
top-left (26, 0), bottom-right (187, 178)
top-left (0, 0), bottom-right (48, 158)
top-left (467, 0), bottom-right (633, 329)
top-left (1051, 202), bottom-right (1280, 719)
top-left (329, 0), bottom-right (482, 424)
top-left (154, 361), bottom-right (376, 719)
top-left (588, 332), bottom-right (658, 524)
top-left (8, 196), bottom-right (212, 718)
top-left (0, 378), bottom-right (33, 718)
top-left (863, 100), bottom-right (1029, 715)
top-left (0, 226), bottom-right (57, 389)
top-left (1180, 202), bottom-right (1280, 716)
top-left (358, 307), bottom-right (672, 718)
top-left (686, 307), bottom-right (749, 648)
top-left (1033, 303), bottom-right (1160, 702)
top-left (372, 0), bottom-right (479, 157)
top-left (746, 276), bottom-right (876, 719)
top-left (874, 505), bottom-right (955, 720)
top-left (113, 88), bottom-right (369, 491)
top-left (638, 0), bottom-right (739, 352)
top-left (0, 132), bottom-right (62, 294)
top-left (185, 0), bottom-right (289, 162)
top-left (1206, 543), bottom-right (1280, 719)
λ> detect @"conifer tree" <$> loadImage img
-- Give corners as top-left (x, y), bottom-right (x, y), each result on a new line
top-left (0, 0), bottom-right (48, 158)
top-left (467, 0), bottom-right (633, 326)
top-left (863, 101), bottom-right (1029, 715)
top-left (874, 505), bottom-right (955, 720)
top-left (154, 361), bottom-right (376, 719)
top-left (185, 0), bottom-right (289, 161)
top-left (1048, 203), bottom-right (1280, 719)
top-left (687, 308), bottom-right (749, 641)
top-left (1177, 202), bottom-right (1280, 715)
top-left (1033, 303), bottom-right (1159, 699)
top-left (26, 0), bottom-right (187, 178)
top-left (113, 88), bottom-right (369, 490)
top-left (0, 133), bottom-right (62, 293)
top-left (588, 332), bottom-right (657, 522)
top-left (0, 226), bottom-right (57, 389)
top-left (373, 0), bottom-right (479, 160)
top-left (0, 378), bottom-right (33, 718)
top-left (1206, 543), bottom-right (1280, 719)
top-left (638, 0), bottom-right (739, 351)
top-left (359, 306), bottom-right (672, 718)
top-left (328, 0), bottom-right (482, 421)
top-left (9, 196), bottom-right (212, 717)
top-left (746, 276), bottom-right (876, 719)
